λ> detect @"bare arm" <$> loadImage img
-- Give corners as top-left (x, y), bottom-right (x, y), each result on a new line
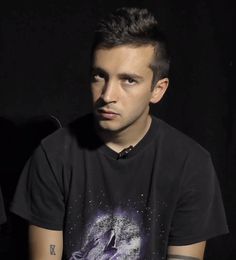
top-left (167, 241), bottom-right (206, 260)
top-left (29, 225), bottom-right (63, 260)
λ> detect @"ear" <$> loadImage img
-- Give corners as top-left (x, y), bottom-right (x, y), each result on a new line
top-left (150, 78), bottom-right (169, 104)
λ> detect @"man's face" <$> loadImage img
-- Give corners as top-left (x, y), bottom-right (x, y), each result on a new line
top-left (91, 45), bottom-right (166, 133)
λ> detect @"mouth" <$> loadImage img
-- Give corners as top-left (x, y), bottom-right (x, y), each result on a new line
top-left (96, 109), bottom-right (119, 120)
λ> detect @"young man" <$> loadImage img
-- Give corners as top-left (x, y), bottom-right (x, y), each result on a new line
top-left (11, 7), bottom-right (228, 260)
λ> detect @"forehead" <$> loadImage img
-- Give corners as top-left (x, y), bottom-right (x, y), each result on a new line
top-left (92, 45), bottom-right (155, 75)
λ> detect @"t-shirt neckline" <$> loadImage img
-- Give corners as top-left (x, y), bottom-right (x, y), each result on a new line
top-left (98, 116), bottom-right (158, 160)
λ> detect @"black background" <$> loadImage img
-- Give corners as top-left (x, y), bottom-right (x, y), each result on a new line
top-left (0, 0), bottom-right (234, 259)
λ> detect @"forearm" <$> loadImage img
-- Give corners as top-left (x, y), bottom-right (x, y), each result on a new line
top-left (29, 225), bottom-right (63, 260)
top-left (167, 241), bottom-right (206, 260)
top-left (167, 255), bottom-right (201, 260)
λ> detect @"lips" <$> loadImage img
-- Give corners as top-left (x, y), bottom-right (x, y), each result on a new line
top-left (96, 109), bottom-right (119, 119)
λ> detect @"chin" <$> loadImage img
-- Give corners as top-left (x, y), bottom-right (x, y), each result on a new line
top-left (98, 122), bottom-right (120, 132)
top-left (96, 120), bottom-right (125, 133)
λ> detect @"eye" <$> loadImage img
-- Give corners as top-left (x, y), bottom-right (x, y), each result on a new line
top-left (91, 72), bottom-right (105, 82)
top-left (123, 77), bottom-right (137, 85)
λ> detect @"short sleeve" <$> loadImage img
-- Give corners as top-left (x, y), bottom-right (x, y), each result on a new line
top-left (10, 145), bottom-right (65, 230)
top-left (0, 186), bottom-right (6, 224)
top-left (168, 153), bottom-right (229, 245)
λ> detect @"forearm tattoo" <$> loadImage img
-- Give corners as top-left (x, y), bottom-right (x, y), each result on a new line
top-left (50, 244), bottom-right (56, 255)
top-left (168, 255), bottom-right (200, 260)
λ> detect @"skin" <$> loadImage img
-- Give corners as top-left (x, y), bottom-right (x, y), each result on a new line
top-left (29, 44), bottom-right (206, 260)
top-left (168, 241), bottom-right (206, 260)
top-left (29, 225), bottom-right (63, 260)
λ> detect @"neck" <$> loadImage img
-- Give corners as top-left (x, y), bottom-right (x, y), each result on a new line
top-left (96, 115), bottom-right (152, 153)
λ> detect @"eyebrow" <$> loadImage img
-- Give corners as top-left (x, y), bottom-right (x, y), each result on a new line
top-left (119, 73), bottom-right (144, 81)
top-left (91, 67), bottom-right (144, 81)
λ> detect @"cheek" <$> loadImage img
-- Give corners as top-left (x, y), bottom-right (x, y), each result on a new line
top-left (91, 87), bottom-right (101, 101)
top-left (126, 90), bottom-right (152, 108)
top-left (122, 94), bottom-right (150, 118)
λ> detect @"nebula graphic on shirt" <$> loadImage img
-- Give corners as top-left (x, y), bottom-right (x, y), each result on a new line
top-left (70, 210), bottom-right (143, 259)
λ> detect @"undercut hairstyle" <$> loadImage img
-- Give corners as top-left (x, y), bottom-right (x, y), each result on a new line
top-left (92, 7), bottom-right (170, 87)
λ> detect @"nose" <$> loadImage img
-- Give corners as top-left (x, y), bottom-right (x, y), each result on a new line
top-left (101, 81), bottom-right (118, 103)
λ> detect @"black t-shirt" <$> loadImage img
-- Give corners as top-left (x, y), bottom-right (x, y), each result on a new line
top-left (11, 114), bottom-right (228, 259)
top-left (0, 186), bottom-right (6, 225)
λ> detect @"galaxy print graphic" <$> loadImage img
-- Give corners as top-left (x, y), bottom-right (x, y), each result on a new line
top-left (70, 209), bottom-right (143, 260)
top-left (65, 190), bottom-right (168, 259)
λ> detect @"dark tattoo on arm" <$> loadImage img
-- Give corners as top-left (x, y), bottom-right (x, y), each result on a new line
top-left (50, 244), bottom-right (56, 255)
top-left (168, 255), bottom-right (200, 260)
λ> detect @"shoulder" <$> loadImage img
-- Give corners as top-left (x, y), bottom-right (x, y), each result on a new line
top-left (152, 116), bottom-right (211, 161)
top-left (153, 117), bottom-right (217, 187)
top-left (39, 113), bottom-right (96, 159)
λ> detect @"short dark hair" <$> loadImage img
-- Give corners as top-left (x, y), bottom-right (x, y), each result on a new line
top-left (92, 7), bottom-right (170, 86)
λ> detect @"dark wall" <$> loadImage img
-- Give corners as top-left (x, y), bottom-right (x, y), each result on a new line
top-left (0, 1), bottom-right (233, 259)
